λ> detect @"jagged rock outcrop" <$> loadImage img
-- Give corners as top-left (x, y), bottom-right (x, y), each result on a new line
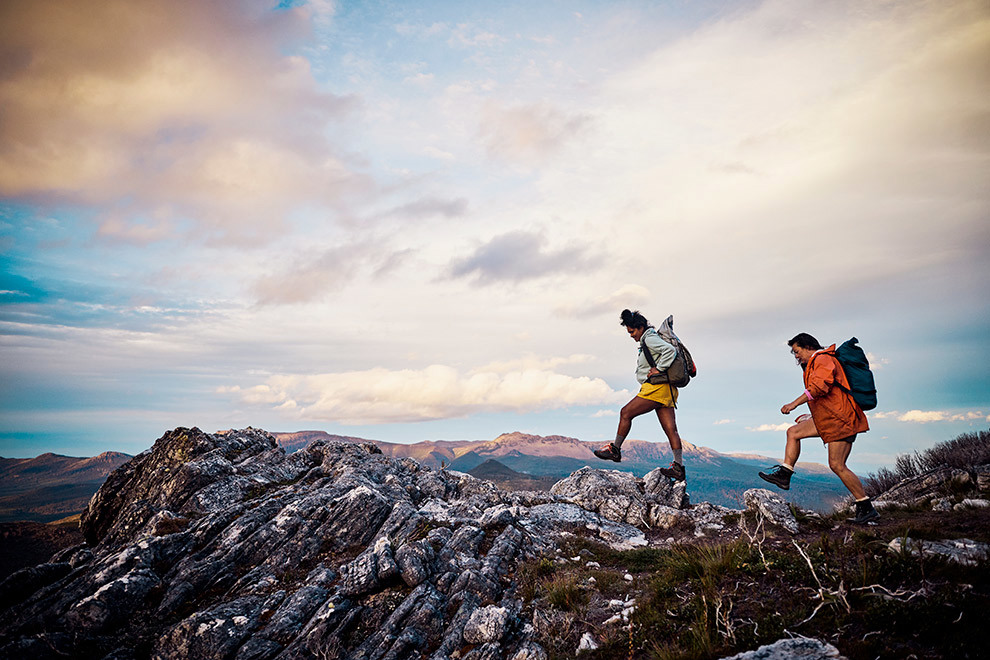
top-left (718, 637), bottom-right (847, 659)
top-left (874, 465), bottom-right (983, 509)
top-left (549, 466), bottom-right (741, 536)
top-left (0, 427), bottom-right (761, 660)
top-left (742, 489), bottom-right (798, 534)
top-left (888, 537), bottom-right (990, 567)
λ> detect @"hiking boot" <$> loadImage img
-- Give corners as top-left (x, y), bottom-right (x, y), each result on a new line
top-left (659, 461), bottom-right (686, 482)
top-left (758, 464), bottom-right (792, 491)
top-left (848, 498), bottom-right (880, 525)
top-left (593, 443), bottom-right (621, 462)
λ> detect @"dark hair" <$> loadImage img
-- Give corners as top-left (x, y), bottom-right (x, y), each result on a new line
top-left (788, 333), bottom-right (823, 351)
top-left (620, 309), bottom-right (650, 330)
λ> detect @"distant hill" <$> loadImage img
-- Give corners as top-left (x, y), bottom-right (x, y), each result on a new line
top-left (0, 452), bottom-right (132, 523)
top-left (272, 430), bottom-right (849, 512)
top-left (466, 459), bottom-right (558, 491)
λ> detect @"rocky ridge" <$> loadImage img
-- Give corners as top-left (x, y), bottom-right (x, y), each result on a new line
top-left (0, 426), bottom-right (986, 659)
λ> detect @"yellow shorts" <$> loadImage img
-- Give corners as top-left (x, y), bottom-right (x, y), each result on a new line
top-left (637, 382), bottom-right (678, 407)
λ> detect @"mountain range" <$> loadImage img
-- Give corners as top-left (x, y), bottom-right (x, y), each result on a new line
top-left (272, 430), bottom-right (849, 512)
top-left (0, 452), bottom-right (132, 523)
top-left (0, 431), bottom-right (849, 523)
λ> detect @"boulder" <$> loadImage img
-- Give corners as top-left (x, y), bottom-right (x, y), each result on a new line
top-left (743, 488), bottom-right (799, 534)
top-left (888, 537), bottom-right (989, 566)
top-left (718, 637), bottom-right (847, 659)
top-left (975, 464), bottom-right (990, 491)
top-left (876, 466), bottom-right (971, 506)
top-left (550, 467), bottom-right (651, 525)
top-left (463, 604), bottom-right (509, 644)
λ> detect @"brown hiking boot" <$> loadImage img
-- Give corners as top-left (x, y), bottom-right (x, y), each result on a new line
top-left (848, 498), bottom-right (880, 524)
top-left (758, 464), bottom-right (792, 490)
top-left (593, 443), bottom-right (621, 462)
top-left (659, 461), bottom-right (686, 482)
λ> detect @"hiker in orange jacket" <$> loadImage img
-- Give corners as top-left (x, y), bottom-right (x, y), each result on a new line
top-left (759, 333), bottom-right (879, 524)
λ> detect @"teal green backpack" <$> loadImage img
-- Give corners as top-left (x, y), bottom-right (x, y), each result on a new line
top-left (833, 337), bottom-right (877, 411)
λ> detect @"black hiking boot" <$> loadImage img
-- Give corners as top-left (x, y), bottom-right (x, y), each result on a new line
top-left (848, 498), bottom-right (880, 525)
top-left (758, 464), bottom-right (792, 491)
top-left (593, 443), bottom-right (621, 463)
top-left (659, 461), bottom-right (686, 482)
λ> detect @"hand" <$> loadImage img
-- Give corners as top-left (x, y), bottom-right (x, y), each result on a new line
top-left (781, 403), bottom-right (794, 415)
top-left (648, 368), bottom-right (660, 376)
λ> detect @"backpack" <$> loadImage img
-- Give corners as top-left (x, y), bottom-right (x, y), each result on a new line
top-left (641, 315), bottom-right (697, 389)
top-left (832, 337), bottom-right (877, 411)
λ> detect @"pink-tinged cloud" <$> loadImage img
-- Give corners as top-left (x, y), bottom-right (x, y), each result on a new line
top-left (0, 0), bottom-right (368, 243)
top-left (221, 364), bottom-right (623, 424)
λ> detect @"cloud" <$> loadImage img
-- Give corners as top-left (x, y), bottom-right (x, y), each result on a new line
top-left (375, 197), bottom-right (468, 221)
top-left (865, 353), bottom-right (890, 370)
top-left (251, 242), bottom-right (384, 305)
top-left (886, 409), bottom-right (989, 424)
top-left (746, 423), bottom-right (791, 432)
top-left (480, 101), bottom-right (590, 164)
top-left (0, 0), bottom-right (365, 243)
top-left (475, 354), bottom-right (595, 375)
top-left (448, 231), bottom-right (599, 284)
top-left (556, 284), bottom-right (651, 318)
top-left (713, 419), bottom-right (734, 425)
top-left (222, 364), bottom-right (622, 424)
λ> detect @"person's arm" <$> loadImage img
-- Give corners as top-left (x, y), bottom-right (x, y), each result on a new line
top-left (643, 332), bottom-right (676, 370)
top-left (805, 355), bottom-right (837, 399)
top-left (781, 392), bottom-right (810, 414)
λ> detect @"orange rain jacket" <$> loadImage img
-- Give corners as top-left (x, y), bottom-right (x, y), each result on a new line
top-left (804, 345), bottom-right (870, 443)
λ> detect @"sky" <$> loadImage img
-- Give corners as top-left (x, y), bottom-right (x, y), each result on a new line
top-left (1, 0), bottom-right (988, 473)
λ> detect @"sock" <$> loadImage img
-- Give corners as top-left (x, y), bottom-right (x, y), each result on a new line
top-left (782, 463), bottom-right (794, 472)
top-left (672, 447), bottom-right (683, 465)
top-left (613, 435), bottom-right (626, 449)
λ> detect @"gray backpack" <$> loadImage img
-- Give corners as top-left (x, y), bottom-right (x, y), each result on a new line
top-left (641, 315), bottom-right (697, 388)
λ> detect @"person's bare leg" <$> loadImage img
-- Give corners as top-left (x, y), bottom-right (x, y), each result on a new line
top-left (614, 396), bottom-right (659, 448)
top-left (655, 407), bottom-right (682, 452)
top-left (827, 440), bottom-right (867, 500)
top-left (783, 417), bottom-right (819, 468)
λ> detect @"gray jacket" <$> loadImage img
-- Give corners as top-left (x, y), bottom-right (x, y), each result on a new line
top-left (636, 327), bottom-right (676, 384)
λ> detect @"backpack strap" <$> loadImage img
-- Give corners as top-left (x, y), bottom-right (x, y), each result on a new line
top-left (640, 336), bottom-right (658, 369)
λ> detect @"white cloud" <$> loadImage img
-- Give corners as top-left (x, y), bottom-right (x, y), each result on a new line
top-left (475, 354), bottom-right (595, 375)
top-left (866, 353), bottom-right (890, 370)
top-left (0, 0), bottom-right (364, 244)
top-left (896, 409), bottom-right (988, 424)
top-left (555, 284), bottom-right (651, 319)
top-left (480, 101), bottom-right (591, 165)
top-left (713, 419), bottom-right (734, 425)
top-left (223, 365), bottom-right (623, 424)
top-left (747, 423), bottom-right (791, 432)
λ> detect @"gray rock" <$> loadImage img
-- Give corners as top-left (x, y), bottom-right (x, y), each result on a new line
top-left (931, 497), bottom-right (953, 512)
top-left (975, 464), bottom-right (990, 491)
top-left (954, 498), bottom-right (990, 510)
top-left (510, 641), bottom-right (549, 660)
top-left (0, 425), bottom-right (769, 660)
top-left (744, 488), bottom-right (798, 534)
top-left (719, 637), bottom-right (847, 659)
top-left (550, 467), bottom-right (651, 525)
top-left (643, 467), bottom-right (690, 508)
top-left (888, 537), bottom-right (990, 566)
top-left (876, 466), bottom-right (971, 506)
top-left (463, 604), bottom-right (509, 644)
top-left (152, 596), bottom-right (266, 660)
top-left (395, 539), bottom-right (436, 587)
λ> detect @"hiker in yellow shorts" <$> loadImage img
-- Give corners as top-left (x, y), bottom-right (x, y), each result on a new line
top-left (594, 309), bottom-right (687, 482)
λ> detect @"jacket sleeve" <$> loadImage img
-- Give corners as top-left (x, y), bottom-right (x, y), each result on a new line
top-left (643, 332), bottom-right (676, 370)
top-left (805, 355), bottom-right (837, 399)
